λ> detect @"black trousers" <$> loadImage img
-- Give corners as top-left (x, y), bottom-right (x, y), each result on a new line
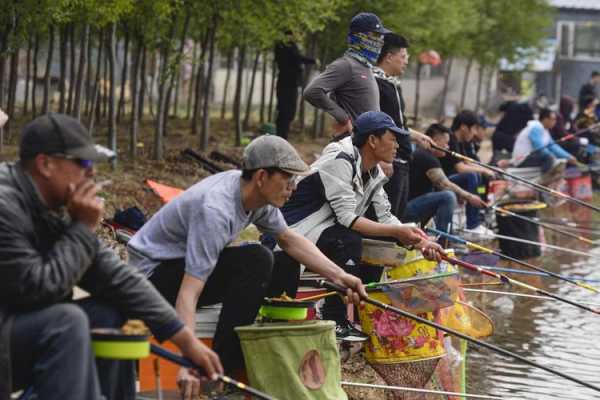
top-left (275, 80), bottom-right (298, 139)
top-left (317, 225), bottom-right (383, 323)
top-left (148, 244), bottom-right (300, 373)
top-left (383, 160), bottom-right (410, 218)
top-left (11, 298), bottom-right (134, 400)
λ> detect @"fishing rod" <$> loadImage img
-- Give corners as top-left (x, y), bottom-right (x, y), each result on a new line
top-left (150, 344), bottom-right (278, 400)
top-left (477, 266), bottom-right (600, 283)
top-left (439, 252), bottom-right (600, 315)
top-left (318, 280), bottom-right (600, 393)
top-left (464, 288), bottom-right (600, 307)
top-left (511, 122), bottom-right (600, 165)
top-left (430, 143), bottom-right (600, 214)
top-left (466, 230), bottom-right (600, 259)
top-left (494, 205), bottom-right (594, 245)
top-left (428, 228), bottom-right (599, 293)
top-left (341, 381), bottom-right (507, 399)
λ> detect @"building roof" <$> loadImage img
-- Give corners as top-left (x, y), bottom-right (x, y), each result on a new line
top-left (549, 0), bottom-right (600, 10)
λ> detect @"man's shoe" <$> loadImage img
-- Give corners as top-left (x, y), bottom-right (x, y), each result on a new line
top-left (463, 224), bottom-right (496, 240)
top-left (335, 320), bottom-right (369, 342)
top-left (539, 159), bottom-right (567, 185)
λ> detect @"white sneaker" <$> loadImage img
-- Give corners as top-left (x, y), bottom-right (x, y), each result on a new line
top-left (463, 225), bottom-right (496, 240)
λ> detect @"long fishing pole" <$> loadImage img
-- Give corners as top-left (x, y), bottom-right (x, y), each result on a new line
top-left (478, 266), bottom-right (600, 283)
top-left (465, 230), bottom-right (600, 259)
top-left (150, 344), bottom-right (278, 400)
top-left (341, 381), bottom-right (507, 399)
top-left (494, 205), bottom-right (594, 244)
top-left (429, 227), bottom-right (599, 293)
top-left (319, 280), bottom-right (600, 393)
top-left (464, 288), bottom-right (600, 307)
top-left (430, 143), bottom-right (600, 213)
top-left (440, 253), bottom-right (600, 315)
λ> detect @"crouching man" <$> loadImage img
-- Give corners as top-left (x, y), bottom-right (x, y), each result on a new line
top-left (128, 135), bottom-right (366, 394)
top-left (0, 113), bottom-right (222, 400)
top-left (273, 111), bottom-right (443, 341)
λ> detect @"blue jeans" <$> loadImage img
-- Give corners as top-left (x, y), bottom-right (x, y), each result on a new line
top-left (403, 190), bottom-right (457, 234)
top-left (449, 172), bottom-right (482, 229)
top-left (519, 152), bottom-right (555, 174)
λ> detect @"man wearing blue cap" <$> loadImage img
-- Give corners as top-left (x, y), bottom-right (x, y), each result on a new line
top-left (273, 111), bottom-right (442, 341)
top-left (303, 12), bottom-right (389, 138)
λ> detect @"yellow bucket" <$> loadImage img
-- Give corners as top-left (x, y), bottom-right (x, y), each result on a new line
top-left (359, 291), bottom-right (445, 364)
top-left (387, 250), bottom-right (456, 280)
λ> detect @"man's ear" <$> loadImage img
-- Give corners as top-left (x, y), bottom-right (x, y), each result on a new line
top-left (368, 134), bottom-right (377, 149)
top-left (254, 168), bottom-right (266, 188)
top-left (35, 154), bottom-right (53, 179)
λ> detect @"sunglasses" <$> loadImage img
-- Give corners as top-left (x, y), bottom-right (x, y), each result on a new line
top-left (50, 153), bottom-right (94, 169)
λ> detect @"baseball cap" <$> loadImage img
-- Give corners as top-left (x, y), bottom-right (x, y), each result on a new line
top-left (19, 113), bottom-right (115, 162)
top-left (242, 135), bottom-right (310, 175)
top-left (354, 111), bottom-right (410, 142)
top-left (349, 12), bottom-right (390, 34)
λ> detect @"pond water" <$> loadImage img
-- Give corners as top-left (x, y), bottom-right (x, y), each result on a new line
top-left (466, 204), bottom-right (600, 399)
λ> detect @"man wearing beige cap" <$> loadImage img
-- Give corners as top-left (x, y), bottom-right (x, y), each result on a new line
top-left (128, 135), bottom-right (366, 396)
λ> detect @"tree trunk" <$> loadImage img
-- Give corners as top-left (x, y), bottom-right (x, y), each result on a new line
top-left (299, 35), bottom-right (317, 132)
top-left (233, 45), bottom-right (247, 146)
top-left (312, 43), bottom-right (328, 138)
top-left (42, 26), bottom-right (55, 114)
top-left (129, 38), bottom-right (142, 158)
top-left (438, 57), bottom-right (453, 120)
top-left (68, 24), bottom-right (76, 114)
top-left (220, 48), bottom-right (233, 120)
top-left (186, 40), bottom-right (199, 119)
top-left (58, 25), bottom-right (67, 113)
top-left (191, 31), bottom-right (210, 134)
top-left (475, 63), bottom-right (484, 111)
top-left (459, 57), bottom-right (473, 110)
top-left (91, 30), bottom-right (104, 121)
top-left (117, 28), bottom-right (130, 122)
top-left (0, 29), bottom-right (8, 111)
top-left (84, 28), bottom-right (94, 115)
top-left (138, 46), bottom-right (147, 120)
top-left (24, 35), bottom-right (32, 116)
top-left (147, 51), bottom-right (156, 117)
top-left (200, 21), bottom-right (217, 150)
top-left (106, 23), bottom-right (118, 168)
top-left (32, 33), bottom-right (40, 116)
top-left (154, 23), bottom-right (176, 159)
top-left (413, 62), bottom-right (422, 125)
top-left (268, 57), bottom-right (276, 122)
top-left (164, 10), bottom-right (190, 132)
top-left (73, 24), bottom-right (89, 120)
top-left (6, 50), bottom-right (19, 136)
top-left (485, 68), bottom-right (495, 110)
top-left (102, 45), bottom-right (109, 118)
top-left (243, 50), bottom-right (260, 130)
top-left (260, 51), bottom-right (267, 124)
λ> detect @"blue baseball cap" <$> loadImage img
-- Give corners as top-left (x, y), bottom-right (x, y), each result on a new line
top-left (354, 111), bottom-right (410, 142)
top-left (349, 12), bottom-right (390, 34)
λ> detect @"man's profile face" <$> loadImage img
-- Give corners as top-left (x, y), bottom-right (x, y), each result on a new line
top-left (386, 48), bottom-right (409, 76)
top-left (258, 169), bottom-right (296, 208)
top-left (541, 112), bottom-right (557, 130)
top-left (372, 130), bottom-right (398, 163)
top-left (431, 133), bottom-right (449, 157)
top-left (44, 155), bottom-right (95, 206)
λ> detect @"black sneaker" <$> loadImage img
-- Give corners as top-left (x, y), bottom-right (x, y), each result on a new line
top-left (335, 320), bottom-right (368, 342)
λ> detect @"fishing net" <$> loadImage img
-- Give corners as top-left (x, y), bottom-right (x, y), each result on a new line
top-left (439, 301), bottom-right (494, 339)
top-left (370, 358), bottom-right (441, 400)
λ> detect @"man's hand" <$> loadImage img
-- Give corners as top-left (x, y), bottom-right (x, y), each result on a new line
top-left (467, 194), bottom-right (487, 208)
top-left (567, 157), bottom-right (578, 166)
top-left (66, 180), bottom-right (104, 231)
top-left (177, 368), bottom-right (203, 400)
top-left (416, 239), bottom-right (443, 262)
top-left (332, 272), bottom-right (367, 306)
top-left (411, 131), bottom-right (434, 150)
top-left (332, 118), bottom-right (353, 137)
top-left (394, 224), bottom-right (428, 246)
top-left (172, 327), bottom-right (224, 385)
top-left (481, 169), bottom-right (496, 179)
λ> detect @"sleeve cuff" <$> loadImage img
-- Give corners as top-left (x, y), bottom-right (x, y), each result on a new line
top-left (153, 318), bottom-right (185, 342)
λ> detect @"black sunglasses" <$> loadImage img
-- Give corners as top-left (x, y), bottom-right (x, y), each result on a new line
top-left (50, 153), bottom-right (93, 169)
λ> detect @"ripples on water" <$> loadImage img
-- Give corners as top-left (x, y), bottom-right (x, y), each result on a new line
top-left (466, 206), bottom-right (600, 399)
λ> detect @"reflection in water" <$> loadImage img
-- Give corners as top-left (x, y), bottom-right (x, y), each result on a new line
top-left (466, 204), bottom-right (600, 399)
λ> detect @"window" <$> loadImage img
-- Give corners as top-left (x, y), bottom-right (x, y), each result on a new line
top-left (574, 23), bottom-right (600, 58)
top-left (559, 23), bottom-right (570, 57)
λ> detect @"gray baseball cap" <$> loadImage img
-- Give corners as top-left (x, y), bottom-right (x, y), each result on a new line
top-left (242, 135), bottom-right (310, 175)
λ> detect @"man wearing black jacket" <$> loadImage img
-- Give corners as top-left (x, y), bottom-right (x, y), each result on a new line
top-left (274, 31), bottom-right (316, 139)
top-left (0, 114), bottom-right (223, 400)
top-left (373, 33), bottom-right (433, 217)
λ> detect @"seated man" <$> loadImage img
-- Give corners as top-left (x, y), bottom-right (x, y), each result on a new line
top-left (512, 108), bottom-right (576, 184)
top-left (441, 110), bottom-right (495, 235)
top-left (404, 123), bottom-right (487, 235)
top-left (1, 113), bottom-right (222, 400)
top-left (128, 135), bottom-right (365, 391)
top-left (277, 111), bottom-right (442, 341)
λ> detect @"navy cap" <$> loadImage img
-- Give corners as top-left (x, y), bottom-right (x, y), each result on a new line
top-left (349, 12), bottom-right (390, 34)
top-left (354, 111), bottom-right (410, 142)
